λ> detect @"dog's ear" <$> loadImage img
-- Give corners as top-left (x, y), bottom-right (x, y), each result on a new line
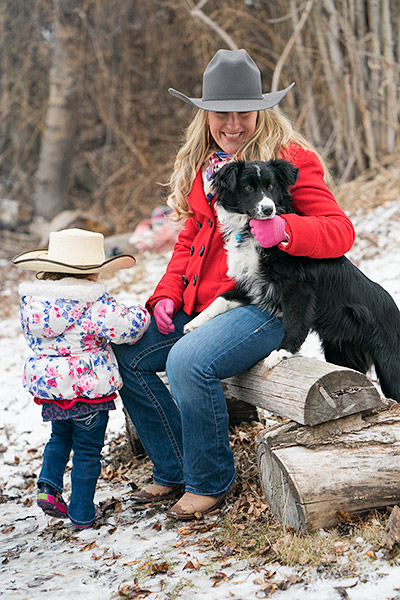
top-left (211, 160), bottom-right (244, 196)
top-left (272, 159), bottom-right (299, 192)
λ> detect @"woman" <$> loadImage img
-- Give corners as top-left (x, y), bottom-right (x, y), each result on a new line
top-left (113, 49), bottom-right (355, 520)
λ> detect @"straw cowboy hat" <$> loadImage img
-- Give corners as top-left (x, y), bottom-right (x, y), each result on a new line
top-left (12, 228), bottom-right (136, 274)
top-left (168, 48), bottom-right (295, 112)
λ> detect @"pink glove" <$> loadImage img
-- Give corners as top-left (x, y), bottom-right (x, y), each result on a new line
top-left (249, 216), bottom-right (288, 248)
top-left (154, 298), bottom-right (176, 335)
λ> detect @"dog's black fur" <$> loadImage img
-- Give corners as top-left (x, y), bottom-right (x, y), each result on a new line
top-left (210, 158), bottom-right (400, 401)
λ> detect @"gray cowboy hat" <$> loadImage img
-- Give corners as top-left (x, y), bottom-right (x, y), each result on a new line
top-left (168, 49), bottom-right (295, 112)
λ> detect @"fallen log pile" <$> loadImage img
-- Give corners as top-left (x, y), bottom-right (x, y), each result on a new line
top-left (226, 356), bottom-right (399, 532)
top-left (256, 402), bottom-right (400, 532)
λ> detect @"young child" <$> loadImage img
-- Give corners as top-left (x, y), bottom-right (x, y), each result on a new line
top-left (12, 228), bottom-right (150, 530)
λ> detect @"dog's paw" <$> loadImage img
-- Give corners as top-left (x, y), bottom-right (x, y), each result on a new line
top-left (183, 318), bottom-right (201, 335)
top-left (263, 349), bottom-right (294, 370)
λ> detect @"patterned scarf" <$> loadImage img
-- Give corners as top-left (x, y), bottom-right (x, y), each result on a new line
top-left (204, 151), bottom-right (236, 201)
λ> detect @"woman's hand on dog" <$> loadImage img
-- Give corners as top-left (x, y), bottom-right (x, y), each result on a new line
top-left (154, 298), bottom-right (176, 334)
top-left (249, 215), bottom-right (288, 248)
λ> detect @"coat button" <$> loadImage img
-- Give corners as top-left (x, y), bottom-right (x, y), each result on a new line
top-left (190, 245), bottom-right (194, 256)
top-left (208, 219), bottom-right (213, 227)
top-left (196, 221), bottom-right (202, 229)
top-left (193, 274), bottom-right (198, 285)
top-left (199, 245), bottom-right (205, 256)
top-left (182, 275), bottom-right (188, 286)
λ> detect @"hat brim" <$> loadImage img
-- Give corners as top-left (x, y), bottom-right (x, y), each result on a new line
top-left (12, 249), bottom-right (136, 274)
top-left (168, 82), bottom-right (295, 112)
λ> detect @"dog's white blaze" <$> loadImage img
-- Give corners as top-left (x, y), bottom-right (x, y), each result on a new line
top-left (254, 194), bottom-right (276, 219)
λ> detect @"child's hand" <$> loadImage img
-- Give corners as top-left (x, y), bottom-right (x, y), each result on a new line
top-left (249, 216), bottom-right (288, 248)
top-left (154, 299), bottom-right (176, 334)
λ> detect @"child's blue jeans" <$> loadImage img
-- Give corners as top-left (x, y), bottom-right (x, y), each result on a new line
top-left (38, 411), bottom-right (109, 527)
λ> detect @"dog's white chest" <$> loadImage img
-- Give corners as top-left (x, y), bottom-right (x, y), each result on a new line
top-left (226, 232), bottom-right (276, 307)
top-left (226, 235), bottom-right (259, 280)
top-left (216, 205), bottom-right (277, 311)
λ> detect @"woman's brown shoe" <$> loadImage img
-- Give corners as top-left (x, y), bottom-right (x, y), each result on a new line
top-left (166, 484), bottom-right (236, 520)
top-left (131, 484), bottom-right (184, 504)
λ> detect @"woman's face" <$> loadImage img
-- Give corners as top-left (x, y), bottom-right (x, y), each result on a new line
top-left (207, 111), bottom-right (258, 154)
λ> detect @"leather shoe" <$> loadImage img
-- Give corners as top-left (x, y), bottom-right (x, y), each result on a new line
top-left (166, 483), bottom-right (237, 520)
top-left (131, 484), bottom-right (184, 504)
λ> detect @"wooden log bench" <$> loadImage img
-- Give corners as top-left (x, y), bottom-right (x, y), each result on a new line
top-left (123, 355), bottom-right (400, 532)
top-left (223, 355), bottom-right (385, 426)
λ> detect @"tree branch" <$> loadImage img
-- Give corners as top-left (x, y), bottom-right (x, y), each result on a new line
top-left (190, 1), bottom-right (238, 50)
top-left (271, 0), bottom-right (314, 91)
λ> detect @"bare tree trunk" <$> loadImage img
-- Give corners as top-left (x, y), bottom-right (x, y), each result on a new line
top-left (382, 0), bottom-right (397, 153)
top-left (0, 4), bottom-right (8, 155)
top-left (35, 1), bottom-right (83, 220)
top-left (290, 0), bottom-right (321, 146)
top-left (314, 3), bottom-right (345, 173)
top-left (338, 4), bottom-right (367, 175)
top-left (365, 0), bottom-right (380, 161)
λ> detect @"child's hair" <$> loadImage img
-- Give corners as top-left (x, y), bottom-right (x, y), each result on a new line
top-left (36, 272), bottom-right (99, 281)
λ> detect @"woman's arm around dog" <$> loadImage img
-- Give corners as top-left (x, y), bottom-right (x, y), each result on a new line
top-left (279, 145), bottom-right (355, 259)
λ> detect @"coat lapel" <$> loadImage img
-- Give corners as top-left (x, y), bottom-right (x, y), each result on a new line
top-left (188, 170), bottom-right (215, 218)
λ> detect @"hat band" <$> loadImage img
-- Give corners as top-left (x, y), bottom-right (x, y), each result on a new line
top-left (202, 93), bottom-right (264, 101)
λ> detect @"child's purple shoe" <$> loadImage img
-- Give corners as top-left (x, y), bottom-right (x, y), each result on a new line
top-left (37, 483), bottom-right (68, 519)
top-left (73, 522), bottom-right (94, 531)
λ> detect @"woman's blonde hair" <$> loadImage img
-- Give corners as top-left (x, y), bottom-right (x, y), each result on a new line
top-left (167, 108), bottom-right (326, 220)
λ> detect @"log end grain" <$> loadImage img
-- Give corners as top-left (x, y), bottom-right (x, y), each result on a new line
top-left (305, 366), bottom-right (384, 426)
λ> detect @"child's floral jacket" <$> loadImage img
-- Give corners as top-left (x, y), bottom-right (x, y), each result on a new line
top-left (19, 278), bottom-right (150, 402)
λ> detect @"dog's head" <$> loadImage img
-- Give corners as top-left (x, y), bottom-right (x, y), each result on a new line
top-left (211, 159), bottom-right (299, 220)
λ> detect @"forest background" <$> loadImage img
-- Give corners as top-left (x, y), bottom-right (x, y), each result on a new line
top-left (0, 0), bottom-right (399, 250)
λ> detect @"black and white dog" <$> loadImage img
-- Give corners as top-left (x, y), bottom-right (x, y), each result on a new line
top-left (184, 159), bottom-right (400, 401)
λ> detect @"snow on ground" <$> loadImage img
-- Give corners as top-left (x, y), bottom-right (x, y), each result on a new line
top-left (1, 201), bottom-right (400, 599)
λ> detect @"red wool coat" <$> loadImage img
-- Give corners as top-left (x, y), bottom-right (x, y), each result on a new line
top-left (146, 143), bottom-right (355, 316)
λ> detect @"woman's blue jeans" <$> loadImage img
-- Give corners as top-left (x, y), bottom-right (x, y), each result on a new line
top-left (38, 411), bottom-right (109, 527)
top-left (113, 306), bottom-right (283, 497)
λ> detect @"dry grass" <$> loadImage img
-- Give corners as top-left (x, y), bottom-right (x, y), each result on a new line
top-left (335, 152), bottom-right (400, 214)
top-left (217, 508), bottom-right (392, 568)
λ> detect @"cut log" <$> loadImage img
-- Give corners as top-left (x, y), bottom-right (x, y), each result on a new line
top-left (381, 505), bottom-right (400, 550)
top-left (225, 356), bottom-right (385, 426)
top-left (224, 390), bottom-right (259, 427)
top-left (256, 403), bottom-right (400, 532)
top-left (123, 408), bottom-right (146, 457)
